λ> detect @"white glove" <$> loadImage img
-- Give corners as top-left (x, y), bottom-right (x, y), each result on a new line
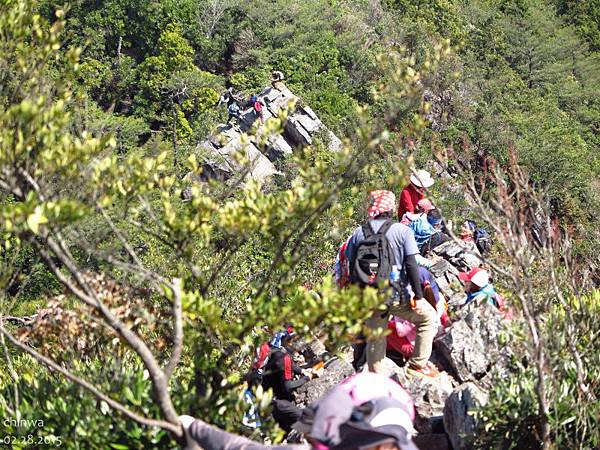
top-left (179, 415), bottom-right (195, 431)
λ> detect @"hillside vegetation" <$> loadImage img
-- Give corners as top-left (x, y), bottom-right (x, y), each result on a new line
top-left (0, 0), bottom-right (599, 449)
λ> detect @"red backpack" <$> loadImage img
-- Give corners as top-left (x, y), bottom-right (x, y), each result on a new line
top-left (254, 100), bottom-right (263, 113)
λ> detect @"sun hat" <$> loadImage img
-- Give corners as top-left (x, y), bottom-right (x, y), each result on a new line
top-left (409, 169), bottom-right (434, 189)
top-left (334, 397), bottom-right (419, 450)
top-left (416, 198), bottom-right (434, 212)
top-left (457, 267), bottom-right (490, 288)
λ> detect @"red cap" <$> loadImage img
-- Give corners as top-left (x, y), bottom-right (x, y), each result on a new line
top-left (457, 267), bottom-right (489, 287)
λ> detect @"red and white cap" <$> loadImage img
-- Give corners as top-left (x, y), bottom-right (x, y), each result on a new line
top-left (457, 267), bottom-right (489, 288)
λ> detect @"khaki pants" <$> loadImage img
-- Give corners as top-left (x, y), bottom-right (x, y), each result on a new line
top-left (366, 299), bottom-right (437, 372)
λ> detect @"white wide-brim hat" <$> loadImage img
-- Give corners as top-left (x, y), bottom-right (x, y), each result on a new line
top-left (409, 169), bottom-right (434, 188)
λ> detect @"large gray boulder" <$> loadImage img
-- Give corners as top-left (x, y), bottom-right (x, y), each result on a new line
top-left (197, 132), bottom-right (278, 185)
top-left (433, 240), bottom-right (481, 272)
top-left (443, 382), bottom-right (489, 450)
top-left (294, 357), bottom-right (354, 407)
top-left (434, 302), bottom-right (509, 384)
top-left (375, 358), bottom-right (455, 434)
top-left (405, 371), bottom-right (456, 433)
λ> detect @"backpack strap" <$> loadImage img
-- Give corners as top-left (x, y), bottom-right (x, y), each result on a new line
top-left (362, 219), bottom-right (393, 239)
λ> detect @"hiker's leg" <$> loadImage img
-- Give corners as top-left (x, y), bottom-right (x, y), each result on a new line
top-left (392, 301), bottom-right (436, 368)
top-left (365, 310), bottom-right (390, 373)
top-left (271, 399), bottom-right (302, 432)
top-left (351, 337), bottom-right (367, 372)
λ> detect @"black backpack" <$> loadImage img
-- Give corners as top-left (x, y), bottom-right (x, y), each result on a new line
top-left (350, 220), bottom-right (396, 287)
top-left (474, 227), bottom-right (492, 256)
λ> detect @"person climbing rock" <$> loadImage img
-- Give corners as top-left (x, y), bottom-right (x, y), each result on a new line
top-left (386, 266), bottom-right (449, 361)
top-left (397, 169), bottom-right (434, 219)
top-left (345, 190), bottom-right (439, 377)
top-left (227, 102), bottom-right (241, 124)
top-left (260, 328), bottom-right (312, 432)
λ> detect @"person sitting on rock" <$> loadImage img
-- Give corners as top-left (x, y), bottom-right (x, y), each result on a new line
top-left (271, 70), bottom-right (285, 89)
top-left (458, 267), bottom-right (497, 307)
top-left (345, 190), bottom-right (439, 378)
top-left (397, 169), bottom-right (435, 220)
top-left (260, 328), bottom-right (312, 433)
top-left (459, 220), bottom-right (477, 243)
top-left (420, 208), bottom-right (451, 256)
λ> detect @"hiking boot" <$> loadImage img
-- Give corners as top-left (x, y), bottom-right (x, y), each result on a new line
top-left (407, 362), bottom-right (441, 378)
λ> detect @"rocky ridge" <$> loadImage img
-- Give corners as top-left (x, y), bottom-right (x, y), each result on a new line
top-left (200, 83), bottom-right (512, 449)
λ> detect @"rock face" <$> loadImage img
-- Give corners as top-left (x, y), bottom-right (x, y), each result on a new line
top-left (434, 302), bottom-right (509, 385)
top-left (443, 383), bottom-right (489, 450)
top-left (196, 132), bottom-right (278, 185)
top-left (375, 358), bottom-right (456, 434)
top-left (294, 357), bottom-right (354, 407)
top-left (432, 240), bottom-right (481, 272)
top-left (192, 83), bottom-right (341, 186)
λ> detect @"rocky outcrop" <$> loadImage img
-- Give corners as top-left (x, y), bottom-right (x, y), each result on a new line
top-left (294, 357), bottom-right (354, 406)
top-left (434, 301), bottom-right (510, 386)
top-left (443, 383), bottom-right (489, 450)
top-left (191, 82), bottom-right (341, 187)
top-left (432, 240), bottom-right (481, 272)
top-left (196, 132), bottom-right (278, 185)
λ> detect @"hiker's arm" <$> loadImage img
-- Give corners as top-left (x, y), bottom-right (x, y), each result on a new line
top-left (398, 188), bottom-right (414, 217)
top-left (344, 230), bottom-right (360, 266)
top-left (284, 376), bottom-right (309, 391)
top-left (292, 363), bottom-right (304, 375)
top-left (184, 417), bottom-right (309, 450)
top-left (405, 254), bottom-right (423, 299)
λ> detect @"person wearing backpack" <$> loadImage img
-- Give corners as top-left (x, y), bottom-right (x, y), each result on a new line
top-left (345, 190), bottom-right (439, 377)
top-left (420, 209), bottom-right (451, 256)
top-left (227, 101), bottom-right (241, 124)
top-left (253, 97), bottom-right (265, 123)
top-left (260, 329), bottom-right (312, 432)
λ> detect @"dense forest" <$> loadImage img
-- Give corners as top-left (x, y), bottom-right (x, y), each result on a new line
top-left (1, 0), bottom-right (599, 449)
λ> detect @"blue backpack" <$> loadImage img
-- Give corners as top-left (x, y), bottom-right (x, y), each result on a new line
top-left (409, 216), bottom-right (434, 249)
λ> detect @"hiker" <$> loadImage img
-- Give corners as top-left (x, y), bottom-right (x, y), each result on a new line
top-left (397, 169), bottom-right (434, 219)
top-left (335, 237), bottom-right (351, 288)
top-left (227, 102), bottom-right (241, 124)
top-left (249, 93), bottom-right (258, 106)
top-left (259, 328), bottom-right (312, 432)
top-left (345, 190), bottom-right (439, 377)
top-left (271, 70), bottom-right (285, 89)
top-left (293, 372), bottom-right (417, 449)
top-left (386, 267), bottom-right (450, 360)
top-left (458, 267), bottom-right (497, 307)
top-left (180, 373), bottom-right (419, 450)
top-left (459, 220), bottom-right (477, 243)
top-left (254, 97), bottom-right (265, 123)
top-left (420, 208), bottom-right (451, 255)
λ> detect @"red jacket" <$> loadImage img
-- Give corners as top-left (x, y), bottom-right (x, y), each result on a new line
top-left (398, 184), bottom-right (423, 219)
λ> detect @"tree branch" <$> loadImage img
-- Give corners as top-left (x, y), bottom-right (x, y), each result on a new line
top-left (0, 324), bottom-right (182, 437)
